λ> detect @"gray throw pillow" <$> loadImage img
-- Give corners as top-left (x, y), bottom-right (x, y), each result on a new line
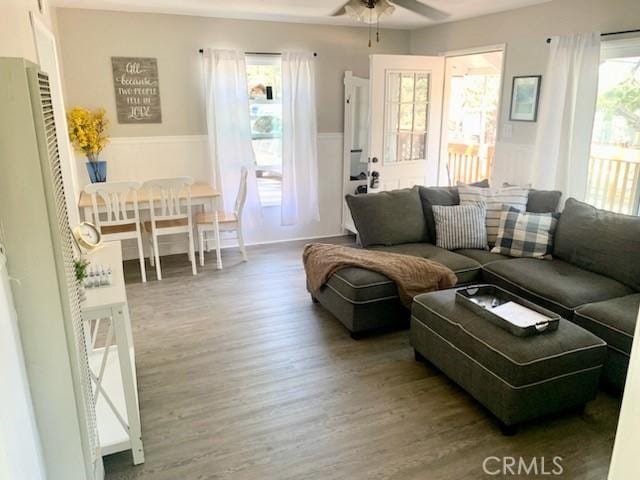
top-left (432, 203), bottom-right (488, 250)
top-left (527, 190), bottom-right (562, 213)
top-left (418, 179), bottom-right (489, 243)
top-left (554, 198), bottom-right (640, 290)
top-left (345, 186), bottom-right (428, 247)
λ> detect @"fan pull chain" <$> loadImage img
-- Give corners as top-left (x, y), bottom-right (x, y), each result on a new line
top-left (377, 17), bottom-right (380, 43)
top-left (368, 8), bottom-right (372, 48)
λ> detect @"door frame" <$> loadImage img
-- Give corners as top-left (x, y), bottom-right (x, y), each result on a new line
top-left (30, 13), bottom-right (81, 228)
top-left (438, 44), bottom-right (507, 185)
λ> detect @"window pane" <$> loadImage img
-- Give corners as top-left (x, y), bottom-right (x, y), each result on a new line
top-left (415, 74), bottom-right (430, 103)
top-left (400, 74), bottom-right (415, 103)
top-left (587, 55), bottom-right (640, 214)
top-left (246, 56), bottom-right (283, 206)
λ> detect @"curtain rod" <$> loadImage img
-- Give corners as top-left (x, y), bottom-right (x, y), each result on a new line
top-left (198, 49), bottom-right (317, 56)
top-left (546, 28), bottom-right (640, 43)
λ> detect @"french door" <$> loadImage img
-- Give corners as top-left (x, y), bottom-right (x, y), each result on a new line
top-left (368, 55), bottom-right (444, 191)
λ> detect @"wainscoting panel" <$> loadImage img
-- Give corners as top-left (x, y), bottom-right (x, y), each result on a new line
top-left (78, 134), bottom-right (346, 260)
top-left (492, 141), bottom-right (535, 187)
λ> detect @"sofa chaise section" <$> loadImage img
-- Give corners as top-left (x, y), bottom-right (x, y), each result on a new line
top-left (574, 294), bottom-right (640, 389)
top-left (312, 245), bottom-right (482, 337)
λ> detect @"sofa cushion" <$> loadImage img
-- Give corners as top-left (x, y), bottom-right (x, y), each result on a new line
top-left (369, 243), bottom-right (481, 284)
top-left (483, 258), bottom-right (633, 319)
top-left (345, 186), bottom-right (428, 247)
top-left (527, 189), bottom-right (562, 213)
top-left (418, 179), bottom-right (489, 243)
top-left (554, 198), bottom-right (640, 291)
top-left (455, 248), bottom-right (511, 266)
top-left (325, 267), bottom-right (398, 303)
top-left (574, 293), bottom-right (640, 356)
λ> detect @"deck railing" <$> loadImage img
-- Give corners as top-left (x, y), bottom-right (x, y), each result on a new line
top-left (585, 144), bottom-right (640, 215)
top-left (446, 143), bottom-right (494, 185)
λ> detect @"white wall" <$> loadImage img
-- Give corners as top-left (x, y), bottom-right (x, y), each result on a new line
top-left (0, 250), bottom-right (46, 480)
top-left (55, 8), bottom-right (411, 252)
top-left (410, 0), bottom-right (640, 186)
top-left (609, 307), bottom-right (640, 479)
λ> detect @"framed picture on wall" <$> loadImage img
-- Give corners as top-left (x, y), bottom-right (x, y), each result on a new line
top-left (509, 75), bottom-right (542, 122)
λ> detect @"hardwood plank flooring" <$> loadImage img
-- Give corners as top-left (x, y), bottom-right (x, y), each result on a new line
top-left (105, 237), bottom-right (620, 479)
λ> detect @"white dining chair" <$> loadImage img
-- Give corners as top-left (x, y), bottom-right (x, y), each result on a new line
top-left (84, 181), bottom-right (147, 282)
top-left (142, 177), bottom-right (197, 280)
top-left (196, 167), bottom-right (248, 269)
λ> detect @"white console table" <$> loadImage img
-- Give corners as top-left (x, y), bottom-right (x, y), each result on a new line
top-left (81, 241), bottom-right (144, 465)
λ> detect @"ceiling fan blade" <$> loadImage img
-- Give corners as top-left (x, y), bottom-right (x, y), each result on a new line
top-left (392, 0), bottom-right (450, 21)
top-left (330, 2), bottom-right (348, 16)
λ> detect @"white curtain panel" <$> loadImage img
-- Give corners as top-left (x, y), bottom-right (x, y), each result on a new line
top-left (203, 49), bottom-right (262, 224)
top-left (281, 51), bottom-right (320, 226)
top-left (530, 32), bottom-right (601, 202)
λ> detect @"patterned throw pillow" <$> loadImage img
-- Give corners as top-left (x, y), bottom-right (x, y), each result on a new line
top-left (432, 203), bottom-right (488, 250)
top-left (491, 206), bottom-right (560, 259)
top-left (458, 185), bottom-right (529, 245)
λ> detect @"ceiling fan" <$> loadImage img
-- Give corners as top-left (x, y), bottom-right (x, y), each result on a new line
top-left (331, 0), bottom-right (449, 46)
top-left (331, 0), bottom-right (449, 22)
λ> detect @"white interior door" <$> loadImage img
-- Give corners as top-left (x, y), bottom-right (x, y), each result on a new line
top-left (368, 55), bottom-right (444, 191)
top-left (342, 71), bottom-right (369, 233)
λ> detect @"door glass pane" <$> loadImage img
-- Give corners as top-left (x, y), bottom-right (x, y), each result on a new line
top-left (586, 54), bottom-right (640, 214)
top-left (399, 104), bottom-right (414, 130)
top-left (388, 73), bottom-right (401, 102)
top-left (412, 134), bottom-right (426, 160)
top-left (398, 133), bottom-right (412, 161)
top-left (414, 104), bottom-right (428, 132)
top-left (383, 70), bottom-right (431, 164)
top-left (401, 74), bottom-right (415, 102)
top-left (415, 75), bottom-right (430, 103)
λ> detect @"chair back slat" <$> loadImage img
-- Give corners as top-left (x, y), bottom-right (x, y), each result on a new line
top-left (143, 177), bottom-right (194, 223)
top-left (84, 181), bottom-right (141, 228)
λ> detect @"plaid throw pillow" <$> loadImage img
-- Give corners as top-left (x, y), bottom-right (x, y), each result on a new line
top-left (491, 206), bottom-right (560, 259)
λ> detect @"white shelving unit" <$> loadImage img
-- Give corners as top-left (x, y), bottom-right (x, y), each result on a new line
top-left (82, 241), bottom-right (144, 464)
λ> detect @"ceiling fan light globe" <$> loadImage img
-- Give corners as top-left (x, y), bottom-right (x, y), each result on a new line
top-left (345, 0), bottom-right (396, 24)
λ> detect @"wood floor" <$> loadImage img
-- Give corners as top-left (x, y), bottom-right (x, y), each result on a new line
top-left (105, 237), bottom-right (620, 480)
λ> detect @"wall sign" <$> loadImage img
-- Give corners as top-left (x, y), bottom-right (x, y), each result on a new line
top-left (111, 57), bottom-right (162, 124)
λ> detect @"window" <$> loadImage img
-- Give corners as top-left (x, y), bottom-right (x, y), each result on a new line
top-left (586, 39), bottom-right (640, 215)
top-left (246, 55), bottom-right (283, 206)
top-left (384, 72), bottom-right (430, 163)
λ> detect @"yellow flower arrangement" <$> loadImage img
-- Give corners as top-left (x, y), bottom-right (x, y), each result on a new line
top-left (67, 107), bottom-right (110, 163)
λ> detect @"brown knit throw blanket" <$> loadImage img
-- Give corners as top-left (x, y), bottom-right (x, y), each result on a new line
top-left (303, 243), bottom-right (457, 307)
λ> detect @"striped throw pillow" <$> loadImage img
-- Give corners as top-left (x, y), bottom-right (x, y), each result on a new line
top-left (432, 203), bottom-right (488, 250)
top-left (458, 185), bottom-right (529, 245)
top-left (492, 206), bottom-right (560, 259)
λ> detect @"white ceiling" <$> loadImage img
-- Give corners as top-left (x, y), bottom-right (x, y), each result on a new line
top-left (50, 0), bottom-right (552, 29)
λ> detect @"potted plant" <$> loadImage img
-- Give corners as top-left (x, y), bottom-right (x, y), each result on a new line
top-left (67, 107), bottom-right (110, 183)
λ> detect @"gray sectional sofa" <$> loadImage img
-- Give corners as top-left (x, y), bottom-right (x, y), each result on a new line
top-left (311, 185), bottom-right (640, 390)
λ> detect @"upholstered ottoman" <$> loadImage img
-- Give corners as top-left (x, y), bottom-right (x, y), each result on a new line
top-left (410, 288), bottom-right (607, 433)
